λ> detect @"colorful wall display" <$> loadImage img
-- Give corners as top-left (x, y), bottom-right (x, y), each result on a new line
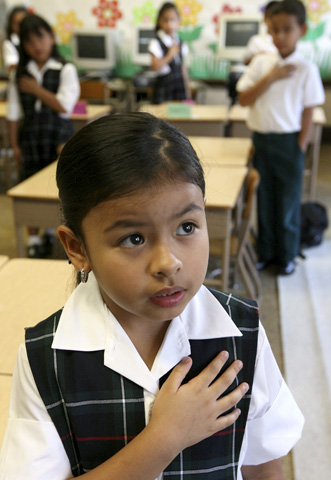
top-left (4, 0), bottom-right (331, 79)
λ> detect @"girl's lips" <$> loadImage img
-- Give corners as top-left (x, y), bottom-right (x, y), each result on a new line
top-left (149, 287), bottom-right (186, 308)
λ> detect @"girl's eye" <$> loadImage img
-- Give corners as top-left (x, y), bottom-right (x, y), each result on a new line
top-left (120, 233), bottom-right (144, 247)
top-left (176, 222), bottom-right (196, 236)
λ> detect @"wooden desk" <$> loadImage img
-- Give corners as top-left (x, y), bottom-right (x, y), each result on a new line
top-left (227, 105), bottom-right (326, 200)
top-left (188, 136), bottom-right (252, 167)
top-left (0, 101), bottom-right (110, 132)
top-left (7, 160), bottom-right (247, 290)
top-left (71, 104), bottom-right (111, 131)
top-left (0, 256), bottom-right (9, 269)
top-left (204, 166), bottom-right (248, 291)
top-left (0, 375), bottom-right (12, 446)
top-left (139, 103), bottom-right (228, 136)
top-left (0, 258), bottom-right (74, 375)
top-left (7, 162), bottom-right (60, 257)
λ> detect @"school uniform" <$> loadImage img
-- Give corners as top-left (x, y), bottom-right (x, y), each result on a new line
top-left (236, 49), bottom-right (325, 265)
top-left (6, 58), bottom-right (80, 180)
top-left (148, 29), bottom-right (188, 104)
top-left (243, 32), bottom-right (277, 64)
top-left (2, 34), bottom-right (20, 72)
top-left (0, 273), bottom-right (304, 479)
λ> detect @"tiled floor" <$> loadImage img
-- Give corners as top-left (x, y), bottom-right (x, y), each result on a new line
top-left (0, 141), bottom-right (330, 479)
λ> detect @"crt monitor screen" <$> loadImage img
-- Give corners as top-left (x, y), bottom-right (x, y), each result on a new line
top-left (132, 25), bottom-right (156, 66)
top-left (218, 14), bottom-right (263, 62)
top-left (71, 29), bottom-right (118, 72)
top-left (76, 35), bottom-right (107, 59)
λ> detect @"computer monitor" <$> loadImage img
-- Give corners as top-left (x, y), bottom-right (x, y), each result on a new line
top-left (71, 28), bottom-right (119, 74)
top-left (132, 25), bottom-right (156, 66)
top-left (218, 14), bottom-right (263, 62)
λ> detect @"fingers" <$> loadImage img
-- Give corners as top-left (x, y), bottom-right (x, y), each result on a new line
top-left (163, 356), bottom-right (193, 393)
top-left (190, 351), bottom-right (234, 389)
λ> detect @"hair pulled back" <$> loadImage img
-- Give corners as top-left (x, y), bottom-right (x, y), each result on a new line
top-left (57, 112), bottom-right (205, 240)
top-left (155, 2), bottom-right (180, 32)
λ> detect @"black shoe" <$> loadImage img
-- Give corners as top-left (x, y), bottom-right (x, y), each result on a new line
top-left (27, 243), bottom-right (46, 258)
top-left (278, 261), bottom-right (295, 276)
top-left (257, 259), bottom-right (274, 271)
top-left (42, 232), bottom-right (54, 256)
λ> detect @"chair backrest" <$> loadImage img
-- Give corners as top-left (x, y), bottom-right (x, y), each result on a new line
top-left (79, 80), bottom-right (112, 104)
top-left (237, 167), bottom-right (260, 249)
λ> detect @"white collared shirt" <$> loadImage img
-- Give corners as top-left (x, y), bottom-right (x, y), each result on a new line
top-left (148, 29), bottom-right (188, 76)
top-left (0, 274), bottom-right (304, 479)
top-left (243, 33), bottom-right (277, 63)
top-left (236, 49), bottom-right (325, 133)
top-left (6, 57), bottom-right (80, 121)
top-left (2, 34), bottom-right (20, 72)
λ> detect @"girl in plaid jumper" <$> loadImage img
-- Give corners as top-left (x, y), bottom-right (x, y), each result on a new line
top-left (0, 113), bottom-right (303, 479)
top-left (6, 13), bottom-right (80, 258)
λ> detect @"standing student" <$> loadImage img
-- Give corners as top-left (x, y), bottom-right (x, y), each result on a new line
top-left (6, 13), bottom-right (80, 258)
top-left (237, 0), bottom-right (325, 275)
top-left (0, 113), bottom-right (304, 479)
top-left (243, 1), bottom-right (278, 65)
top-left (2, 5), bottom-right (28, 74)
top-left (149, 2), bottom-right (190, 104)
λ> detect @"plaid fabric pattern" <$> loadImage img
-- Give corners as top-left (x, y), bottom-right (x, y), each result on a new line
top-left (19, 66), bottom-right (74, 180)
top-left (152, 36), bottom-right (186, 104)
top-left (25, 289), bottom-right (259, 478)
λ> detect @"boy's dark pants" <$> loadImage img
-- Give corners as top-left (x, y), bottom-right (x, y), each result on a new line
top-left (252, 131), bottom-right (305, 266)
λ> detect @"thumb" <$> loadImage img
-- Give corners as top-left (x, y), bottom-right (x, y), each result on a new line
top-left (163, 357), bottom-right (193, 393)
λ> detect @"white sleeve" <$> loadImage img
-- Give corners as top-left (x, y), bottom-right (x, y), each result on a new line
top-left (236, 55), bottom-right (262, 92)
top-left (0, 343), bottom-right (72, 480)
top-left (6, 74), bottom-right (23, 121)
top-left (148, 38), bottom-right (163, 58)
top-left (56, 63), bottom-right (81, 115)
top-left (303, 63), bottom-right (325, 108)
top-left (2, 40), bottom-right (19, 70)
top-left (242, 323), bottom-right (305, 465)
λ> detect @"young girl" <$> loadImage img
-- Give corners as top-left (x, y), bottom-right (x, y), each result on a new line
top-left (2, 5), bottom-right (28, 74)
top-left (0, 113), bottom-right (304, 479)
top-left (149, 2), bottom-right (190, 104)
top-left (6, 13), bottom-right (80, 258)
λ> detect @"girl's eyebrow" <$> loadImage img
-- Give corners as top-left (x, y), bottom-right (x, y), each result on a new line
top-left (103, 203), bottom-right (203, 234)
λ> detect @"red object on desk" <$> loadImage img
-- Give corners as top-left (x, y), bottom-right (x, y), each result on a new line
top-left (72, 101), bottom-right (87, 115)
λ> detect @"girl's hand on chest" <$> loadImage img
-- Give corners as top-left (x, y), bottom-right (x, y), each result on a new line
top-left (18, 75), bottom-right (39, 94)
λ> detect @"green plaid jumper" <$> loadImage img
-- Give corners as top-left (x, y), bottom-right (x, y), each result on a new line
top-left (25, 289), bottom-right (259, 478)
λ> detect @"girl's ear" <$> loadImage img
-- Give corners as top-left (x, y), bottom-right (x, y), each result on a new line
top-left (57, 225), bottom-right (91, 272)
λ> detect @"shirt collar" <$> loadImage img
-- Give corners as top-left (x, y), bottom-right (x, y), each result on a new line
top-left (157, 29), bottom-right (179, 46)
top-left (52, 272), bottom-right (242, 394)
top-left (27, 57), bottom-right (63, 75)
top-left (278, 48), bottom-right (301, 64)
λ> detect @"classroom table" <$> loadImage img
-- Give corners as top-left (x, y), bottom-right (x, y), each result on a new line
top-left (0, 255), bottom-right (9, 269)
top-left (188, 136), bottom-right (252, 167)
top-left (7, 160), bottom-right (248, 291)
top-left (0, 374), bottom-right (12, 446)
top-left (0, 258), bottom-right (74, 376)
top-left (0, 101), bottom-right (110, 133)
top-left (227, 105), bottom-right (326, 200)
top-left (139, 103), bottom-right (228, 136)
top-left (7, 162), bottom-right (60, 257)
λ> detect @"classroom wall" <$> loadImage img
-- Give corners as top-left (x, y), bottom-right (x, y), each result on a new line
top-left (4, 0), bottom-right (331, 79)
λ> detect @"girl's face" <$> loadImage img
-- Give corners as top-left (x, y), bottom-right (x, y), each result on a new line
top-left (23, 28), bottom-right (55, 67)
top-left (159, 8), bottom-right (180, 37)
top-left (11, 11), bottom-right (27, 35)
top-left (78, 181), bottom-right (209, 335)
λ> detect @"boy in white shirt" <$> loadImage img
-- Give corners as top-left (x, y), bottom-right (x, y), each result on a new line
top-left (237, 0), bottom-right (325, 275)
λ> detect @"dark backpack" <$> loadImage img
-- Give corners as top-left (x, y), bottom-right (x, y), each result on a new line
top-left (301, 202), bottom-right (329, 248)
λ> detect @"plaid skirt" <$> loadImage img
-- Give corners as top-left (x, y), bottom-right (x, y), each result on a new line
top-left (152, 66), bottom-right (187, 104)
top-left (19, 111), bottom-right (74, 181)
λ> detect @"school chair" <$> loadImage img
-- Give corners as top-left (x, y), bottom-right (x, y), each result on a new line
top-left (79, 79), bottom-right (113, 105)
top-left (205, 168), bottom-right (262, 300)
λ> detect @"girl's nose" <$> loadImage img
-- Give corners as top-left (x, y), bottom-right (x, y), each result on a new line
top-left (150, 245), bottom-right (182, 278)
